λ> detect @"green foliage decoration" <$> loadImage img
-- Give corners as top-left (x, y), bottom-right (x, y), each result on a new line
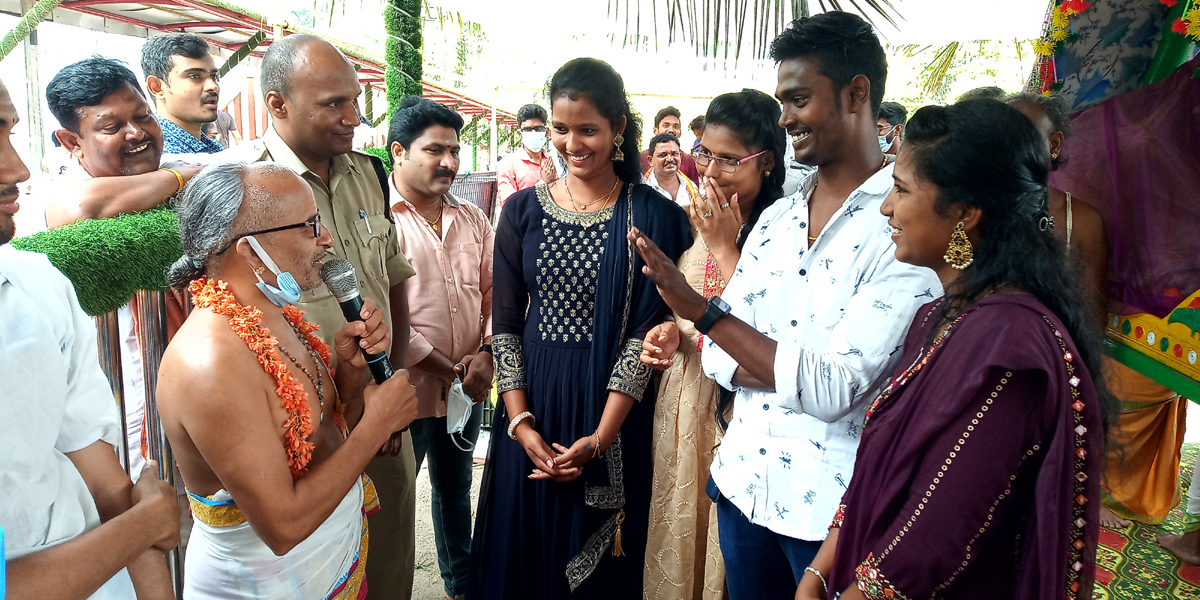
top-left (362, 147), bottom-right (394, 174)
top-left (385, 0), bottom-right (423, 111)
top-left (10, 208), bottom-right (183, 316)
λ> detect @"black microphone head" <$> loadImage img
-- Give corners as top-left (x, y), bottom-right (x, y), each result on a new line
top-left (320, 258), bottom-right (360, 300)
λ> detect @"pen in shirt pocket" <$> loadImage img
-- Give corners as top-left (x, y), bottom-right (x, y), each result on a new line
top-left (359, 209), bottom-right (373, 234)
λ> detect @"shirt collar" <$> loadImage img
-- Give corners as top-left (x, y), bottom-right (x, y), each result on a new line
top-left (156, 114), bottom-right (222, 154)
top-left (803, 157), bottom-right (895, 200)
top-left (262, 126), bottom-right (358, 178)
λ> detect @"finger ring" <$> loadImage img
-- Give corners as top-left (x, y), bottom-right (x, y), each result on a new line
top-left (703, 211), bottom-right (713, 218)
top-left (720, 203), bottom-right (730, 209)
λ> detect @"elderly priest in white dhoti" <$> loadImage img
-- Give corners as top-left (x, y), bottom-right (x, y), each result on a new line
top-left (154, 161), bottom-right (418, 598)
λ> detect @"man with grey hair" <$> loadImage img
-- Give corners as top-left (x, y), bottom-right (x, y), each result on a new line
top-left (157, 161), bottom-right (419, 598)
top-left (228, 32), bottom-right (420, 599)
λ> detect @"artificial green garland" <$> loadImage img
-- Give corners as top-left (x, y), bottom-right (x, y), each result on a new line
top-left (10, 207), bottom-right (183, 316)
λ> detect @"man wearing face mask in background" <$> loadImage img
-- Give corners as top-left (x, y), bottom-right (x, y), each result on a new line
top-left (141, 33), bottom-right (223, 156)
top-left (496, 103), bottom-right (555, 208)
top-left (229, 33), bottom-right (419, 599)
top-left (644, 132), bottom-right (699, 207)
top-left (876, 101), bottom-right (906, 157)
top-left (386, 96), bottom-right (494, 600)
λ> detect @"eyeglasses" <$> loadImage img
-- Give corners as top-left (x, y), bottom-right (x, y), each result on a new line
top-left (215, 211), bottom-right (323, 255)
top-left (877, 123), bottom-right (898, 134)
top-left (692, 148), bottom-right (769, 173)
top-left (521, 125), bottom-right (547, 133)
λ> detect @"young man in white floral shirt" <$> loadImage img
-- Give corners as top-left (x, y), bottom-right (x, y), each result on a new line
top-left (632, 12), bottom-right (941, 599)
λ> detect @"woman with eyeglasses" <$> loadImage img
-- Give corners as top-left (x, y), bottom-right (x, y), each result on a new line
top-left (468, 58), bottom-right (690, 599)
top-left (639, 89), bottom-right (786, 600)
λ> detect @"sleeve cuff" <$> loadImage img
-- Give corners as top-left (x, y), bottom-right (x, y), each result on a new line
top-left (773, 339), bottom-right (803, 410)
top-left (493, 333), bottom-right (526, 393)
top-left (406, 329), bottom-right (434, 367)
top-left (386, 252), bottom-right (416, 283)
top-left (830, 504), bottom-right (846, 529)
top-left (855, 554), bottom-right (910, 600)
top-left (607, 338), bottom-right (653, 401)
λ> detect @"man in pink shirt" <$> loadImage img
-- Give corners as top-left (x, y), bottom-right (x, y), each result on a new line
top-left (495, 103), bottom-right (557, 207)
top-left (386, 96), bottom-right (494, 600)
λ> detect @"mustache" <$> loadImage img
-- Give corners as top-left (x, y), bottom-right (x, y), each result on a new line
top-left (202, 93), bottom-right (219, 103)
top-left (0, 184), bottom-right (17, 203)
top-left (434, 168), bottom-right (456, 179)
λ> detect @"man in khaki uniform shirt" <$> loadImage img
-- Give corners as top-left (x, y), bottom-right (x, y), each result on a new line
top-left (231, 33), bottom-right (419, 599)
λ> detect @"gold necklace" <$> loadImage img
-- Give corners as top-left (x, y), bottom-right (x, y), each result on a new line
top-left (418, 199), bottom-right (444, 232)
top-left (565, 177), bottom-right (620, 210)
top-left (807, 155), bottom-right (889, 245)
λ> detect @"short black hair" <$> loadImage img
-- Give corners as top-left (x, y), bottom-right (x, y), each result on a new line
top-left (877, 101), bottom-right (908, 126)
top-left (46, 57), bottom-right (145, 133)
top-left (654, 106), bottom-right (681, 128)
top-left (689, 115), bottom-right (705, 132)
top-left (957, 86), bottom-right (1006, 102)
top-left (517, 104), bottom-right (547, 124)
top-left (141, 33), bottom-right (212, 82)
top-left (647, 133), bottom-right (680, 155)
top-left (387, 96), bottom-right (465, 151)
top-left (768, 12), bottom-right (887, 113)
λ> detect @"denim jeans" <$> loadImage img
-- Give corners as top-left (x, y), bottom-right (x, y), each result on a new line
top-left (708, 476), bottom-right (823, 600)
top-left (409, 403), bottom-right (483, 599)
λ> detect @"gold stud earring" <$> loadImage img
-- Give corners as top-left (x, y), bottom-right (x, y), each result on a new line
top-left (255, 266), bottom-right (266, 275)
top-left (943, 221), bottom-right (974, 270)
top-left (612, 134), bottom-right (625, 161)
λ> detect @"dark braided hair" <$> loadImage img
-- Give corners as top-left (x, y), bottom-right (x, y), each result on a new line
top-left (904, 99), bottom-right (1115, 431)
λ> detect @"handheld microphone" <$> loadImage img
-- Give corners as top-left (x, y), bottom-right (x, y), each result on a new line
top-left (319, 258), bottom-right (395, 384)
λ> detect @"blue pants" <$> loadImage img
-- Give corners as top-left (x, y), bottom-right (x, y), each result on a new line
top-left (409, 403), bottom-right (483, 599)
top-left (709, 476), bottom-right (823, 600)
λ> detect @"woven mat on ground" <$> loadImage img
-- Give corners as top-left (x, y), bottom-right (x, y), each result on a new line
top-left (1095, 443), bottom-right (1200, 599)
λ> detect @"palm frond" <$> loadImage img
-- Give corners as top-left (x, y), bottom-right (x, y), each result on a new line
top-left (623, 0), bottom-right (900, 60)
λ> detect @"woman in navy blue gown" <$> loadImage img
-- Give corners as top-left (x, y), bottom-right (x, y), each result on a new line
top-left (468, 58), bottom-right (690, 599)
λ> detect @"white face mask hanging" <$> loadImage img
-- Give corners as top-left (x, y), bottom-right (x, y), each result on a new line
top-left (446, 378), bottom-right (475, 451)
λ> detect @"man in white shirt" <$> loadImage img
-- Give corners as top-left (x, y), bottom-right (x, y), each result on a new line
top-left (0, 77), bottom-right (181, 600)
top-left (631, 13), bottom-right (940, 598)
top-left (643, 132), bottom-right (699, 207)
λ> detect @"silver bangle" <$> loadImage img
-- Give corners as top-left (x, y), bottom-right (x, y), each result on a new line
top-left (507, 411), bottom-right (535, 440)
top-left (805, 566), bottom-right (828, 597)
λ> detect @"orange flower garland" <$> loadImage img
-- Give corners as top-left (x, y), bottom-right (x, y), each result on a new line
top-left (189, 276), bottom-right (332, 478)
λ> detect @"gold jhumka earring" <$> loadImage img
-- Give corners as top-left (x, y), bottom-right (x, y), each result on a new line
top-left (943, 221), bottom-right (974, 270)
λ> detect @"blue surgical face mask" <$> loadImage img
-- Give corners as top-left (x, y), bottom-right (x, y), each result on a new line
top-left (878, 126), bottom-right (897, 152)
top-left (245, 236), bottom-right (302, 307)
top-left (522, 130), bottom-right (547, 153)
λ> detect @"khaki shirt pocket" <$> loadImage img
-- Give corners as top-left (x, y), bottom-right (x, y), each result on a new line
top-left (353, 214), bottom-right (393, 283)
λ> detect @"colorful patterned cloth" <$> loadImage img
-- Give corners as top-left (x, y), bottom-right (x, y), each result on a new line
top-left (1096, 443), bottom-right (1200, 599)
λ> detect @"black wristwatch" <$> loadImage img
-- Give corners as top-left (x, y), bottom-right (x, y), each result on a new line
top-left (693, 296), bottom-right (731, 335)
top-left (478, 343), bottom-right (493, 354)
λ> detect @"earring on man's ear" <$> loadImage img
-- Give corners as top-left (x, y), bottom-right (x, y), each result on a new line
top-left (1051, 152), bottom-right (1059, 159)
top-left (612, 134), bottom-right (625, 162)
top-left (255, 266), bottom-right (266, 275)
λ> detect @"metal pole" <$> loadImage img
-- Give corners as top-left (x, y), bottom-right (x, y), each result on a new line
top-left (135, 289), bottom-right (182, 596)
top-left (489, 103), bottom-right (498, 171)
top-left (20, 0), bottom-right (44, 181)
top-left (95, 311), bottom-right (128, 474)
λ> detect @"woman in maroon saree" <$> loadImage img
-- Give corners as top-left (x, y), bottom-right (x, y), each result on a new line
top-left (797, 100), bottom-right (1115, 600)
